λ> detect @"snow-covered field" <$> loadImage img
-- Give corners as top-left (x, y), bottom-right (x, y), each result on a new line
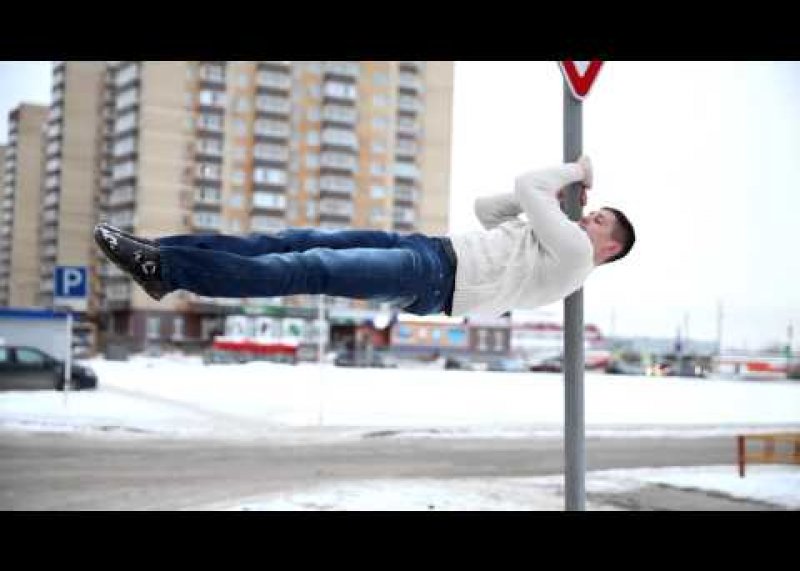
top-left (2, 354), bottom-right (799, 510)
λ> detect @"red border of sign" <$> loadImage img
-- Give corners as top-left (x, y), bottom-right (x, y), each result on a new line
top-left (559, 60), bottom-right (604, 100)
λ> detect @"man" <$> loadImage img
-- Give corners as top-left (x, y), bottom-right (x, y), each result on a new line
top-left (94, 157), bottom-right (634, 318)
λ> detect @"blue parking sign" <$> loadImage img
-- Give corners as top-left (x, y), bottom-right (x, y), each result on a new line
top-left (54, 266), bottom-right (87, 311)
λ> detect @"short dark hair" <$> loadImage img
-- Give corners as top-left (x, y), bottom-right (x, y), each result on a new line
top-left (602, 207), bottom-right (635, 264)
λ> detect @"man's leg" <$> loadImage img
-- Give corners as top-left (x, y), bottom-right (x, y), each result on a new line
top-left (159, 243), bottom-right (425, 305)
top-left (156, 228), bottom-right (403, 257)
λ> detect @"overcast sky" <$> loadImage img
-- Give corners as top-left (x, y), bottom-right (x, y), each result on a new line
top-left (2, 61), bottom-right (798, 350)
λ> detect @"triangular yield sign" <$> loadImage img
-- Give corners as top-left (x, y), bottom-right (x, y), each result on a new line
top-left (559, 60), bottom-right (604, 100)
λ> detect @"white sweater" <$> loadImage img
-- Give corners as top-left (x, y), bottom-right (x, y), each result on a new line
top-left (448, 163), bottom-right (594, 317)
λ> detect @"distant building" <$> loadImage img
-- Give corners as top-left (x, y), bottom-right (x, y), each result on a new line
top-left (2, 61), bottom-right (455, 354)
top-left (0, 104), bottom-right (49, 307)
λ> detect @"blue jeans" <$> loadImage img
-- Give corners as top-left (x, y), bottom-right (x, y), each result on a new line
top-left (157, 228), bottom-right (456, 315)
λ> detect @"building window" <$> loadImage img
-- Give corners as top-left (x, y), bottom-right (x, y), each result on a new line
top-left (373, 72), bottom-right (389, 85)
top-left (373, 94), bottom-right (389, 107)
top-left (372, 140), bottom-right (386, 154)
top-left (372, 117), bottom-right (388, 130)
top-left (147, 316), bottom-right (161, 340)
top-left (305, 153), bottom-right (319, 169)
top-left (199, 89), bottom-right (227, 107)
top-left (172, 316), bottom-right (184, 340)
top-left (371, 186), bottom-right (386, 199)
top-left (304, 178), bottom-right (318, 193)
top-left (193, 212), bottom-right (221, 229)
top-left (253, 167), bottom-right (287, 185)
top-left (253, 192), bottom-right (286, 209)
top-left (232, 169), bottom-right (246, 185)
top-left (195, 186), bottom-right (221, 204)
top-left (371, 163), bottom-right (387, 176)
top-left (306, 131), bottom-right (319, 146)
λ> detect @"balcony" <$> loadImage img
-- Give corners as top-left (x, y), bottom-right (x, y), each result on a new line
top-left (250, 215), bottom-right (286, 233)
top-left (395, 140), bottom-right (418, 159)
top-left (322, 105), bottom-right (357, 125)
top-left (393, 206), bottom-right (416, 224)
top-left (399, 61), bottom-right (423, 74)
top-left (393, 186), bottom-right (418, 205)
top-left (252, 191), bottom-right (287, 213)
top-left (319, 176), bottom-right (355, 196)
top-left (115, 86), bottom-right (139, 113)
top-left (108, 186), bottom-right (136, 207)
top-left (323, 80), bottom-right (357, 102)
top-left (191, 213), bottom-right (221, 231)
top-left (41, 227), bottom-right (58, 243)
top-left (256, 71), bottom-right (291, 92)
top-left (259, 61), bottom-right (291, 71)
top-left (398, 73), bottom-right (422, 93)
top-left (115, 63), bottom-right (140, 90)
top-left (198, 63), bottom-right (226, 87)
top-left (397, 96), bottom-right (419, 115)
top-left (321, 127), bottom-right (357, 149)
top-left (42, 208), bottom-right (59, 224)
top-left (320, 152), bottom-right (357, 172)
top-left (253, 121), bottom-right (290, 140)
top-left (318, 197), bottom-right (354, 218)
top-left (41, 244), bottom-right (58, 259)
top-left (396, 120), bottom-right (420, 137)
top-left (105, 282), bottom-right (132, 301)
top-left (255, 96), bottom-right (291, 116)
top-left (43, 191), bottom-right (59, 208)
top-left (48, 105), bottom-right (63, 123)
top-left (253, 144), bottom-right (289, 164)
top-left (323, 61), bottom-right (360, 81)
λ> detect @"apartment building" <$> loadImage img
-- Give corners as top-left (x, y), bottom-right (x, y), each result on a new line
top-left (89, 61), bottom-right (453, 351)
top-left (0, 104), bottom-right (49, 307)
top-left (39, 61), bottom-right (107, 310)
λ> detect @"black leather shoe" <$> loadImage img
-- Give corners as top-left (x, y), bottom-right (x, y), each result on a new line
top-left (94, 224), bottom-right (168, 301)
top-left (97, 222), bottom-right (158, 247)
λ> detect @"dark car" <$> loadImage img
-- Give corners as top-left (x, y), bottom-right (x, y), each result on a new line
top-left (334, 350), bottom-right (397, 368)
top-left (0, 345), bottom-right (98, 391)
top-left (529, 356), bottom-right (563, 373)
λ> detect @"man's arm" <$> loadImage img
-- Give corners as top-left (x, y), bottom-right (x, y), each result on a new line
top-left (473, 193), bottom-right (523, 230)
top-left (514, 162), bottom-right (592, 259)
top-left (473, 157), bottom-right (592, 230)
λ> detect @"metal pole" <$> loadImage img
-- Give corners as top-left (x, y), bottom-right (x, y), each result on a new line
top-left (64, 310), bottom-right (73, 403)
top-left (563, 81), bottom-right (585, 511)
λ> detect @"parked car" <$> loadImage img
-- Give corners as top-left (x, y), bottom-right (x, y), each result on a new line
top-left (335, 350), bottom-right (397, 368)
top-left (487, 358), bottom-right (529, 372)
top-left (529, 356), bottom-right (563, 373)
top-left (0, 345), bottom-right (98, 391)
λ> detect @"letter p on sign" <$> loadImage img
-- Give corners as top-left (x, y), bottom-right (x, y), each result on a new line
top-left (54, 266), bottom-right (88, 311)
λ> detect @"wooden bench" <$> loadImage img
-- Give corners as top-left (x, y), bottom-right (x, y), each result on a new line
top-left (737, 433), bottom-right (800, 477)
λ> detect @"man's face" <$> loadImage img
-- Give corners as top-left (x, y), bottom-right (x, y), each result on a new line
top-left (579, 208), bottom-right (621, 263)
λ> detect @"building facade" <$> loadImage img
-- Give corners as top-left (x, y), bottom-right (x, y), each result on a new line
top-left (97, 61), bottom-right (455, 352)
top-left (0, 104), bottom-right (49, 307)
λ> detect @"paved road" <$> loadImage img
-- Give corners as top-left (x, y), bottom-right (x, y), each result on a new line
top-left (0, 429), bottom-right (785, 510)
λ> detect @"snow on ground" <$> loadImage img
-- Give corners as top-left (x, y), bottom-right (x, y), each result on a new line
top-left (214, 465), bottom-right (800, 511)
top-left (2, 354), bottom-right (799, 510)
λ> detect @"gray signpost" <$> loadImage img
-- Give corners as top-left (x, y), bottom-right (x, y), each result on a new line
top-left (558, 60), bottom-right (603, 511)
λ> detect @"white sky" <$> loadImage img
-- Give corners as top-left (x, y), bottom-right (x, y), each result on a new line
top-left (1, 355), bottom-right (798, 509)
top-left (2, 61), bottom-right (799, 350)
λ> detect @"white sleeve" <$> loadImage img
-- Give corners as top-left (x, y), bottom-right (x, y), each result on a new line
top-left (473, 193), bottom-right (523, 230)
top-left (513, 164), bottom-right (589, 260)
